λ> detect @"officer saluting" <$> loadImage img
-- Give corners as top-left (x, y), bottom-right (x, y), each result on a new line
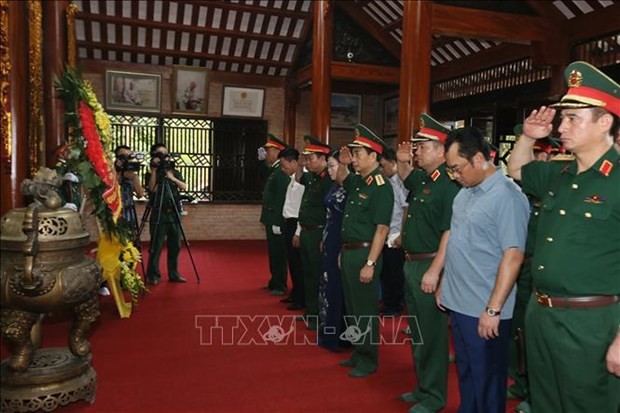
top-left (336, 124), bottom-right (394, 378)
top-left (508, 61), bottom-right (620, 412)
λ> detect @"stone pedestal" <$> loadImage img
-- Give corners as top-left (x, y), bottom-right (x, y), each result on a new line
top-left (0, 348), bottom-right (96, 412)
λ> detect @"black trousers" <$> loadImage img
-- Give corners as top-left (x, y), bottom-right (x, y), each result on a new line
top-left (284, 218), bottom-right (304, 306)
top-left (379, 245), bottom-right (405, 312)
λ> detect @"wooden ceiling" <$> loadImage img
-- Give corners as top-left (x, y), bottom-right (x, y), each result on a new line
top-left (73, 0), bottom-right (620, 80)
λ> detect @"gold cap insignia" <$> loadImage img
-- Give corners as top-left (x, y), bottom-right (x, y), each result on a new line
top-left (419, 117), bottom-right (425, 127)
top-left (568, 70), bottom-right (582, 88)
top-left (354, 128), bottom-right (360, 138)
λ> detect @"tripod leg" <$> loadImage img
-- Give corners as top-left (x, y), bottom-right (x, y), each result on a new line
top-left (130, 204), bottom-right (147, 277)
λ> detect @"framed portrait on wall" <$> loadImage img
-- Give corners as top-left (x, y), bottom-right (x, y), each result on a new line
top-left (172, 66), bottom-right (209, 115)
top-left (222, 86), bottom-right (265, 118)
top-left (383, 96), bottom-right (399, 136)
top-left (331, 93), bottom-right (361, 129)
top-left (105, 70), bottom-right (161, 113)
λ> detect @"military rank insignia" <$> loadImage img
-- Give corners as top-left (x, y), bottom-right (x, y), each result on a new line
top-left (375, 174), bottom-right (385, 186)
top-left (599, 160), bottom-right (613, 177)
top-left (584, 195), bottom-right (606, 204)
top-left (366, 175), bottom-right (374, 185)
top-left (431, 169), bottom-right (441, 181)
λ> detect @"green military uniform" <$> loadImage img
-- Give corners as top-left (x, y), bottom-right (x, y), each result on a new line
top-left (260, 135), bottom-right (290, 293)
top-left (520, 61), bottom-right (620, 413)
top-left (401, 114), bottom-right (460, 411)
top-left (146, 169), bottom-right (185, 283)
top-left (340, 125), bottom-right (393, 375)
top-left (298, 136), bottom-right (332, 327)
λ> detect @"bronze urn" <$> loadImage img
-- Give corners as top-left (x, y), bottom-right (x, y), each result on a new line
top-left (0, 168), bottom-right (102, 412)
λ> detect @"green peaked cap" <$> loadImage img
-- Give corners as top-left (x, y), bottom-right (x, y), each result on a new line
top-left (411, 114), bottom-right (451, 143)
top-left (348, 124), bottom-right (387, 154)
top-left (302, 135), bottom-right (331, 154)
top-left (264, 134), bottom-right (288, 150)
top-left (551, 61), bottom-right (620, 116)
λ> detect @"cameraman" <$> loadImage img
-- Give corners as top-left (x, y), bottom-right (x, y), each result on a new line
top-left (145, 143), bottom-right (187, 285)
top-left (114, 145), bottom-right (145, 231)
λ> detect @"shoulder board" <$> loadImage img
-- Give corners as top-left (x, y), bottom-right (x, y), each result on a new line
top-left (375, 174), bottom-right (385, 186)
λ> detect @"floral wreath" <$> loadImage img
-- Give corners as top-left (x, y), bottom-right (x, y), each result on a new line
top-left (55, 67), bottom-right (147, 306)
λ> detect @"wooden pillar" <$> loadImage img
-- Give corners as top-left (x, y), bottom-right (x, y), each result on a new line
top-left (311, 0), bottom-right (332, 143)
top-left (283, 79), bottom-right (299, 147)
top-left (398, 1), bottom-right (431, 143)
top-left (1, 0), bottom-right (29, 215)
top-left (42, 0), bottom-right (67, 167)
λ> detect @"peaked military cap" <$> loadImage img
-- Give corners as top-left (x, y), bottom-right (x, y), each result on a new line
top-left (301, 135), bottom-right (331, 155)
top-left (263, 134), bottom-right (288, 151)
top-left (348, 124), bottom-right (387, 154)
top-left (411, 114), bottom-right (451, 143)
top-left (551, 61), bottom-right (620, 116)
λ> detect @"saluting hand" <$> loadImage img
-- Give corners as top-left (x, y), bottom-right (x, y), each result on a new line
top-left (339, 146), bottom-right (353, 165)
top-left (478, 312), bottom-right (500, 340)
top-left (523, 106), bottom-right (556, 139)
top-left (397, 142), bottom-right (413, 163)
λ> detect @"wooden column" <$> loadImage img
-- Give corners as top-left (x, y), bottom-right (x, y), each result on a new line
top-left (398, 1), bottom-right (431, 143)
top-left (42, 0), bottom-right (67, 167)
top-left (1, 0), bottom-right (29, 215)
top-left (283, 79), bottom-right (299, 147)
top-left (311, 0), bottom-right (332, 143)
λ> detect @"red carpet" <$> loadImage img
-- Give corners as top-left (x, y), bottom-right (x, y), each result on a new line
top-left (1, 241), bottom-right (520, 412)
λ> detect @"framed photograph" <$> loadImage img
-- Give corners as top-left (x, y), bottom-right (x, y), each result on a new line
top-left (383, 96), bottom-right (399, 136)
top-left (105, 70), bottom-right (161, 113)
top-left (331, 93), bottom-right (361, 129)
top-left (172, 66), bottom-right (209, 114)
top-left (222, 86), bottom-right (265, 118)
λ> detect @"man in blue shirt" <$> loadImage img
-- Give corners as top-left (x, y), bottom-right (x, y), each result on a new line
top-left (439, 127), bottom-right (529, 413)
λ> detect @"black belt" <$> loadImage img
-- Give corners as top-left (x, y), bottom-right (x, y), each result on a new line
top-left (342, 242), bottom-right (371, 249)
top-left (404, 252), bottom-right (437, 261)
top-left (534, 291), bottom-right (620, 309)
top-left (300, 225), bottom-right (324, 231)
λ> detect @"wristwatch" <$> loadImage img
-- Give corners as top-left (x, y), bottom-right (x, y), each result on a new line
top-left (485, 306), bottom-right (501, 317)
top-left (365, 259), bottom-right (376, 267)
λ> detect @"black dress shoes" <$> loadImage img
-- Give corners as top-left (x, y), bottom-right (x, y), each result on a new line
top-left (280, 296), bottom-right (294, 303)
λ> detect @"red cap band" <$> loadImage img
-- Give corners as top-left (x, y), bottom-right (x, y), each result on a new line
top-left (265, 140), bottom-right (286, 150)
top-left (354, 136), bottom-right (383, 154)
top-left (418, 127), bottom-right (448, 143)
top-left (304, 144), bottom-right (330, 154)
top-left (565, 86), bottom-right (620, 116)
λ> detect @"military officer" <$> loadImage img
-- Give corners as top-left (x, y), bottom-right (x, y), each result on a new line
top-left (259, 134), bottom-right (290, 295)
top-left (396, 114), bottom-right (460, 412)
top-left (336, 124), bottom-right (394, 378)
top-left (295, 136), bottom-right (332, 330)
top-left (508, 61), bottom-right (620, 413)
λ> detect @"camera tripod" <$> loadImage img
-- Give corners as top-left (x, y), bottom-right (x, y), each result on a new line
top-left (137, 170), bottom-right (200, 283)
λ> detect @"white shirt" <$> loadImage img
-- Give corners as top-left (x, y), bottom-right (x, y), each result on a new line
top-left (282, 175), bottom-right (305, 219)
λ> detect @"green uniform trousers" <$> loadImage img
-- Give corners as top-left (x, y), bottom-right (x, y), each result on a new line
top-left (300, 228), bottom-right (322, 317)
top-left (403, 259), bottom-right (448, 411)
top-left (508, 259), bottom-right (532, 399)
top-left (265, 225), bottom-right (287, 291)
top-left (341, 247), bottom-right (382, 373)
top-left (147, 221), bottom-right (182, 281)
top-left (526, 298), bottom-right (620, 413)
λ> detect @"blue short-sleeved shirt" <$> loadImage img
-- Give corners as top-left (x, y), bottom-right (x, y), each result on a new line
top-left (441, 169), bottom-right (529, 319)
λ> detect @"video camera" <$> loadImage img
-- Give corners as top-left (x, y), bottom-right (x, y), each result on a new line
top-left (115, 153), bottom-right (141, 173)
top-left (150, 151), bottom-right (176, 172)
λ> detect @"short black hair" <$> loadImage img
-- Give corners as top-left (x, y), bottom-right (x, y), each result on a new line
top-left (328, 149), bottom-right (340, 162)
top-left (278, 147), bottom-right (299, 161)
top-left (382, 148), bottom-right (396, 162)
top-left (445, 127), bottom-right (491, 161)
top-left (150, 143), bottom-right (167, 156)
top-left (114, 145), bottom-right (131, 156)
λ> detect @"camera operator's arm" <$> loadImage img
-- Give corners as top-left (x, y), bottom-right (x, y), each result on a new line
top-left (126, 171), bottom-right (145, 198)
top-left (147, 167), bottom-right (158, 192)
top-left (166, 170), bottom-right (187, 191)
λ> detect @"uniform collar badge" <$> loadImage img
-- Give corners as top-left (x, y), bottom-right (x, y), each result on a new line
top-left (366, 175), bottom-right (374, 186)
top-left (599, 159), bottom-right (613, 177)
top-left (584, 195), bottom-right (606, 204)
top-left (431, 169), bottom-right (441, 181)
top-left (375, 174), bottom-right (385, 186)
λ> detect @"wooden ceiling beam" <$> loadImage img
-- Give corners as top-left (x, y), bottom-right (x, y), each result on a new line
top-left (336, 1), bottom-right (401, 59)
top-left (76, 40), bottom-right (292, 68)
top-left (525, 0), bottom-right (566, 23)
top-left (566, 3), bottom-right (620, 43)
top-left (189, 1), bottom-right (308, 18)
top-left (382, 18), bottom-right (402, 33)
top-left (430, 4), bottom-right (556, 43)
top-left (74, 11), bottom-right (302, 45)
top-left (432, 43), bottom-right (533, 83)
top-left (331, 62), bottom-right (399, 84)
